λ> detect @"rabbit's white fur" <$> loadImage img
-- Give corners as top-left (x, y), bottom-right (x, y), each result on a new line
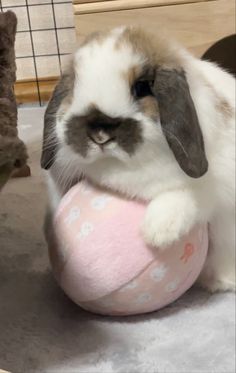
top-left (45, 27), bottom-right (235, 292)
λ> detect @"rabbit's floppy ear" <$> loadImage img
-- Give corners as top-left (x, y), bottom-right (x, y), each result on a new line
top-left (152, 68), bottom-right (208, 178)
top-left (41, 71), bottom-right (74, 170)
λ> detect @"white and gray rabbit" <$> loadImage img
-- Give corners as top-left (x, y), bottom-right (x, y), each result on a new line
top-left (41, 27), bottom-right (235, 292)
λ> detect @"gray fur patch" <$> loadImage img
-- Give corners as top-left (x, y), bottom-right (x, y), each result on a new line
top-left (152, 68), bottom-right (208, 178)
top-left (65, 107), bottom-right (143, 157)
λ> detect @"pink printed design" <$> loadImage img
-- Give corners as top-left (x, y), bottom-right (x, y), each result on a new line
top-left (150, 264), bottom-right (168, 282)
top-left (80, 240), bottom-right (206, 316)
top-left (180, 243), bottom-right (195, 263)
top-left (91, 195), bottom-right (113, 210)
top-left (76, 222), bottom-right (94, 241)
top-left (165, 279), bottom-right (180, 293)
top-left (64, 207), bottom-right (81, 226)
top-left (51, 181), bottom-right (208, 316)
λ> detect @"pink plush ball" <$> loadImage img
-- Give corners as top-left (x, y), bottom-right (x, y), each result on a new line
top-left (49, 181), bottom-right (208, 316)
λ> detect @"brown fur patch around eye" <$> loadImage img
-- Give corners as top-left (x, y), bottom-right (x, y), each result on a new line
top-left (203, 78), bottom-right (234, 122)
top-left (123, 63), bottom-right (156, 89)
top-left (122, 65), bottom-right (142, 87)
top-left (116, 27), bottom-right (182, 70)
top-left (139, 96), bottom-right (159, 121)
top-left (115, 27), bottom-right (156, 66)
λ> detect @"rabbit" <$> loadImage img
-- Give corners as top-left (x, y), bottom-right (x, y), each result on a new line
top-left (41, 27), bottom-right (235, 292)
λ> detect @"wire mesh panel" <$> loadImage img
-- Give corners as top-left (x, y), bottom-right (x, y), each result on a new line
top-left (0, 0), bottom-right (76, 105)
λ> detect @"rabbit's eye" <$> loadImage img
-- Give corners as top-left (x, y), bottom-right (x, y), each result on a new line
top-left (132, 80), bottom-right (153, 99)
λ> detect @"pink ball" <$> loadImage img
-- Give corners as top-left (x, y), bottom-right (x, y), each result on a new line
top-left (49, 181), bottom-right (208, 316)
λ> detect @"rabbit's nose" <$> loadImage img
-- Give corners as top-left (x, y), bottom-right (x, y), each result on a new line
top-left (89, 130), bottom-right (114, 145)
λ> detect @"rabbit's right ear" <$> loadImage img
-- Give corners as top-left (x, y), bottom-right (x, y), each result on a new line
top-left (41, 72), bottom-right (74, 170)
top-left (152, 68), bottom-right (208, 178)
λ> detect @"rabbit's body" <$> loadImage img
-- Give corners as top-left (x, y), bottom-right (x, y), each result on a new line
top-left (42, 27), bottom-right (235, 292)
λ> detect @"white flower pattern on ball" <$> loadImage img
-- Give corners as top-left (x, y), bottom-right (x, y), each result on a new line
top-left (77, 222), bottom-right (94, 241)
top-left (64, 207), bottom-right (81, 225)
top-left (150, 264), bottom-right (168, 282)
top-left (136, 293), bottom-right (152, 304)
top-left (91, 195), bottom-right (113, 210)
top-left (165, 279), bottom-right (180, 293)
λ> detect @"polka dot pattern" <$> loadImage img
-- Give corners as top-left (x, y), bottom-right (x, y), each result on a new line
top-left (81, 251), bottom-right (206, 316)
top-left (51, 181), bottom-right (209, 316)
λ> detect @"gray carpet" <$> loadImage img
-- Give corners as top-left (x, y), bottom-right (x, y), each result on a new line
top-left (0, 107), bottom-right (235, 373)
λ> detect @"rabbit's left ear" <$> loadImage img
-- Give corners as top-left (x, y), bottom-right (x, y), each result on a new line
top-left (152, 68), bottom-right (208, 178)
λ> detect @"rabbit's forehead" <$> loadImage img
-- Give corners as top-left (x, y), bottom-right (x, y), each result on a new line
top-left (71, 31), bottom-right (143, 117)
top-left (75, 31), bottom-right (143, 79)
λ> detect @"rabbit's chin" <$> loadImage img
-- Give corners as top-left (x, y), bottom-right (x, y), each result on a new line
top-left (56, 142), bottom-right (133, 174)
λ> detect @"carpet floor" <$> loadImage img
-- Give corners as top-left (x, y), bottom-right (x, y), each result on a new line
top-left (0, 107), bottom-right (235, 373)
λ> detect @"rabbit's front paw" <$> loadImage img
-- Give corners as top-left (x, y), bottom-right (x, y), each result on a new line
top-left (198, 273), bottom-right (236, 292)
top-left (142, 190), bottom-right (198, 250)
